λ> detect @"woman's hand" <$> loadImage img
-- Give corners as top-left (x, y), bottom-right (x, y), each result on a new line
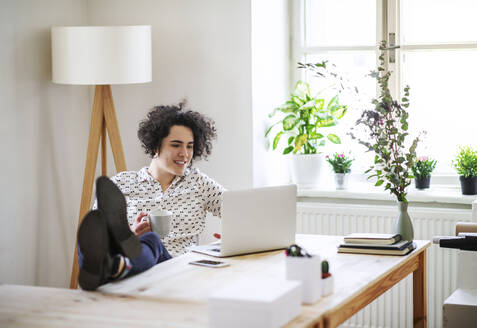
top-left (130, 212), bottom-right (152, 237)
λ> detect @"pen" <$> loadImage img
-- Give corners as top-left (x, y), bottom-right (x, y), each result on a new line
top-left (285, 244), bottom-right (312, 257)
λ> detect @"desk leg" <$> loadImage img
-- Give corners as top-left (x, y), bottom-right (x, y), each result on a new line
top-left (413, 251), bottom-right (427, 328)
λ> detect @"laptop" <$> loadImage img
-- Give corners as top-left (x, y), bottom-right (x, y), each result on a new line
top-left (190, 184), bottom-right (297, 257)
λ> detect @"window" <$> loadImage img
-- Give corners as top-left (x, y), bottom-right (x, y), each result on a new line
top-left (399, 0), bottom-right (477, 175)
top-left (292, 0), bottom-right (477, 181)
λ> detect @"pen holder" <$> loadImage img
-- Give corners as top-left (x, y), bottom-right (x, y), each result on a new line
top-left (285, 255), bottom-right (322, 304)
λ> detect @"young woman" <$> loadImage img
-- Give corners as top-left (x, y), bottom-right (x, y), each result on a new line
top-left (78, 102), bottom-right (224, 290)
top-left (116, 102), bottom-right (224, 256)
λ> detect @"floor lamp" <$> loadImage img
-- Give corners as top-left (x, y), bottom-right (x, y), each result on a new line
top-left (51, 26), bottom-right (152, 289)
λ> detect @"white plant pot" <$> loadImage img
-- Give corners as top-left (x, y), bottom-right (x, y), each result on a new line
top-left (334, 173), bottom-right (349, 190)
top-left (322, 275), bottom-right (334, 296)
top-left (289, 154), bottom-right (324, 187)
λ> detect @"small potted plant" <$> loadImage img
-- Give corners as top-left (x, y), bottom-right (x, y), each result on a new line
top-left (265, 61), bottom-right (350, 186)
top-left (453, 146), bottom-right (477, 195)
top-left (411, 156), bottom-right (437, 189)
top-left (326, 153), bottom-right (353, 190)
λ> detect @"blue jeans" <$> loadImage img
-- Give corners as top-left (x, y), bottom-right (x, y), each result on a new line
top-left (78, 232), bottom-right (172, 279)
top-left (126, 232), bottom-right (172, 276)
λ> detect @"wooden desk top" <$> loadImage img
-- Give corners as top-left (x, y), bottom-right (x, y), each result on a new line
top-left (0, 235), bottom-right (430, 328)
top-left (0, 284), bottom-right (208, 328)
top-left (101, 234), bottom-right (430, 327)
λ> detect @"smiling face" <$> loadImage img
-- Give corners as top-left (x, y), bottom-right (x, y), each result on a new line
top-left (155, 125), bottom-right (194, 178)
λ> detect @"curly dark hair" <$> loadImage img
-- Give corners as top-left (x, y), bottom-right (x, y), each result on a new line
top-left (137, 102), bottom-right (217, 163)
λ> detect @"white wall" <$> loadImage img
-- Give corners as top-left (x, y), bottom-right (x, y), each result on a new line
top-left (0, 0), bottom-right (90, 287)
top-left (86, 0), bottom-right (254, 191)
top-left (251, 0), bottom-right (291, 187)
top-left (0, 0), bottom-right (259, 287)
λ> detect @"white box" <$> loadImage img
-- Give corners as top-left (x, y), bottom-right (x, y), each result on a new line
top-left (443, 251), bottom-right (477, 327)
top-left (285, 255), bottom-right (322, 304)
top-left (208, 278), bottom-right (302, 328)
top-left (443, 288), bottom-right (477, 328)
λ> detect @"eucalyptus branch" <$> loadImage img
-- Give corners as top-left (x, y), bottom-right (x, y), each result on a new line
top-left (349, 41), bottom-right (422, 203)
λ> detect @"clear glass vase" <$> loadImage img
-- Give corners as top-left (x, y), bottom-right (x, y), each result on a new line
top-left (334, 173), bottom-right (349, 190)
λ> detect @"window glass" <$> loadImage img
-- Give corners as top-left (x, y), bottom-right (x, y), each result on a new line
top-left (293, 0), bottom-right (477, 180)
top-left (401, 0), bottom-right (477, 44)
top-left (305, 0), bottom-right (376, 47)
top-left (402, 50), bottom-right (477, 174)
top-left (305, 52), bottom-right (376, 171)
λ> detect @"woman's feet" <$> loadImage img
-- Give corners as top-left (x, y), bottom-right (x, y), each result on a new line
top-left (78, 210), bottom-right (113, 291)
top-left (78, 176), bottom-right (144, 290)
top-left (78, 210), bottom-right (132, 290)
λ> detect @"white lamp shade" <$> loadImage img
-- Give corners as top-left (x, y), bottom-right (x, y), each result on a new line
top-left (51, 26), bottom-right (152, 85)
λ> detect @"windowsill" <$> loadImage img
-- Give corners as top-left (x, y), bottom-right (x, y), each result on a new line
top-left (298, 183), bottom-right (477, 206)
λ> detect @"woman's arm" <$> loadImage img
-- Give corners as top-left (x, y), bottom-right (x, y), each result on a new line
top-left (201, 174), bottom-right (225, 217)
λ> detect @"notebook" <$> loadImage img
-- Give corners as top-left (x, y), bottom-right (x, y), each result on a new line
top-left (343, 233), bottom-right (401, 245)
top-left (190, 184), bottom-right (297, 257)
top-left (338, 241), bottom-right (416, 256)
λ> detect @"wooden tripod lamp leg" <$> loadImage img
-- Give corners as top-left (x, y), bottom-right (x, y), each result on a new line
top-left (69, 86), bottom-right (104, 289)
top-left (69, 85), bottom-right (128, 289)
top-left (103, 85), bottom-right (127, 172)
top-left (101, 114), bottom-right (107, 176)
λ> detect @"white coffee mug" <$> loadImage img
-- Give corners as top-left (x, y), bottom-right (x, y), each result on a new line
top-left (148, 209), bottom-right (172, 239)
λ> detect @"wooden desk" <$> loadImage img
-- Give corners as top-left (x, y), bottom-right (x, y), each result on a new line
top-left (0, 235), bottom-right (430, 328)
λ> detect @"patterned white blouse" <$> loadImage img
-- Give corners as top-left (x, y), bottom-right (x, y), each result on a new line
top-left (110, 166), bottom-right (224, 257)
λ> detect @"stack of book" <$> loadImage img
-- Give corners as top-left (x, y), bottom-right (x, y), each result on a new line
top-left (338, 233), bottom-right (416, 256)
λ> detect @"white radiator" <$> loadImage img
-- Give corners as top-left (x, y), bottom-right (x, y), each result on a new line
top-left (297, 202), bottom-right (473, 328)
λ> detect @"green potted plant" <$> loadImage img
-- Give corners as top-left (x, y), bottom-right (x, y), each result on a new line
top-left (453, 146), bottom-right (477, 195)
top-left (411, 156), bottom-right (437, 189)
top-left (326, 153), bottom-right (354, 190)
top-left (350, 41), bottom-right (421, 241)
top-left (265, 61), bottom-right (349, 186)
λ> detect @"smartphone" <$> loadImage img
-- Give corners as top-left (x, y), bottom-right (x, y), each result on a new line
top-left (189, 259), bottom-right (230, 268)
